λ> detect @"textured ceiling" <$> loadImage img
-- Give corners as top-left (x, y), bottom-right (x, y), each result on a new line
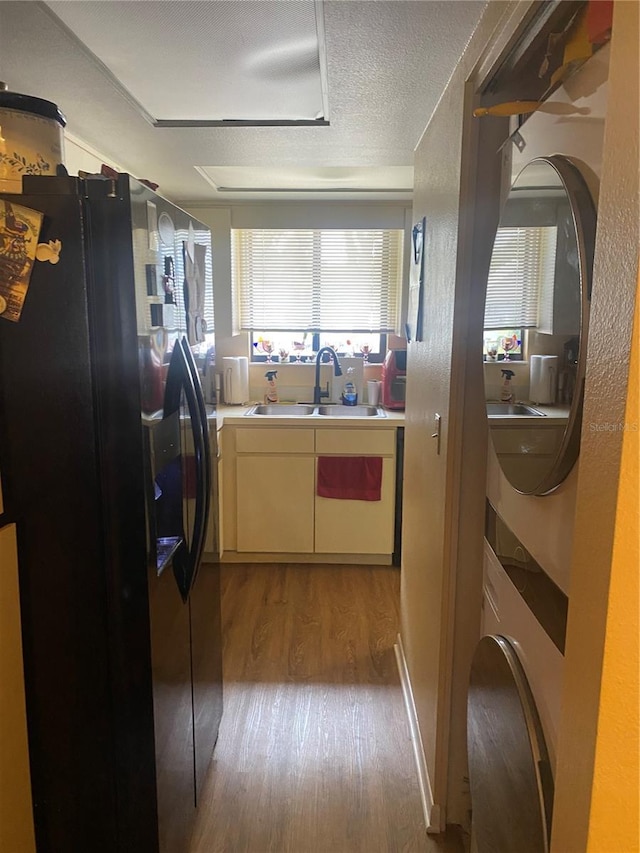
top-left (0, 0), bottom-right (487, 203)
top-left (47, 0), bottom-right (328, 122)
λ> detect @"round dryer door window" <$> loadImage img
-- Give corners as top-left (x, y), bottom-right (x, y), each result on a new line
top-left (467, 634), bottom-right (554, 852)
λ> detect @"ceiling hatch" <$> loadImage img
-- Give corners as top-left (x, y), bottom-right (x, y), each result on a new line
top-left (46, 0), bottom-right (329, 126)
top-left (196, 166), bottom-right (414, 194)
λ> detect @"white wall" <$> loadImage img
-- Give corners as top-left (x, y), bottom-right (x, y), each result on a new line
top-left (63, 132), bottom-right (129, 178)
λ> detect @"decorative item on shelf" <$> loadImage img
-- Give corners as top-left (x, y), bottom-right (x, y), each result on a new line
top-left (253, 336), bottom-right (274, 362)
top-left (278, 348), bottom-right (289, 363)
top-left (360, 344), bottom-right (371, 365)
top-left (485, 339), bottom-right (499, 361)
top-left (500, 334), bottom-right (518, 360)
top-left (292, 333), bottom-right (308, 362)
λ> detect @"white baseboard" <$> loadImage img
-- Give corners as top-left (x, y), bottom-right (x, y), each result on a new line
top-left (394, 633), bottom-right (444, 834)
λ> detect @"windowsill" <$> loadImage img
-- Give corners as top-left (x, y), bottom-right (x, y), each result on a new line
top-left (251, 356), bottom-right (385, 365)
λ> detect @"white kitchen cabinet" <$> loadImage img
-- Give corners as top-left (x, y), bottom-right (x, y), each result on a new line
top-left (222, 423), bottom-right (398, 561)
top-left (234, 427), bottom-right (315, 553)
top-left (236, 455), bottom-right (315, 552)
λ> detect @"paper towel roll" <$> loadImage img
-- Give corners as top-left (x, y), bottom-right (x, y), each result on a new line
top-left (222, 356), bottom-right (249, 404)
top-left (529, 355), bottom-right (558, 404)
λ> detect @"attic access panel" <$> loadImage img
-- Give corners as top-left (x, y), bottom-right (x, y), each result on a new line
top-left (46, 0), bottom-right (328, 126)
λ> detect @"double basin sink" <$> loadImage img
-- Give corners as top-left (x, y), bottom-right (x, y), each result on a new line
top-left (245, 403), bottom-right (385, 418)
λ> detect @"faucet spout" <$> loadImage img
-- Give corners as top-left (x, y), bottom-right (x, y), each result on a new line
top-left (313, 347), bottom-right (342, 405)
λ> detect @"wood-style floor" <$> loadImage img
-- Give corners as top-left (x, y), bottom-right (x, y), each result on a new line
top-left (190, 563), bottom-right (463, 853)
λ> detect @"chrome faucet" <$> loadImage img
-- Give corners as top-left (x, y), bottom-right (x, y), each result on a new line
top-left (313, 347), bottom-right (342, 404)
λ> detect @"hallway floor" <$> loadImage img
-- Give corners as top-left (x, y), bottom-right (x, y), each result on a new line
top-left (190, 563), bottom-right (464, 853)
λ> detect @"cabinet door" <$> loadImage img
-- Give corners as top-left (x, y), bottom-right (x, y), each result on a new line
top-left (236, 456), bottom-right (315, 552)
top-left (315, 457), bottom-right (395, 555)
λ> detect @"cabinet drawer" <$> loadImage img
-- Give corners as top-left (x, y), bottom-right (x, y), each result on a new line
top-left (235, 427), bottom-right (314, 454)
top-left (315, 428), bottom-right (395, 456)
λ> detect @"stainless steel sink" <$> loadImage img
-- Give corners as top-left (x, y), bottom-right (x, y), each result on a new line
top-left (486, 403), bottom-right (545, 417)
top-left (244, 403), bottom-right (386, 418)
top-left (246, 404), bottom-right (315, 416)
top-left (317, 405), bottom-right (384, 417)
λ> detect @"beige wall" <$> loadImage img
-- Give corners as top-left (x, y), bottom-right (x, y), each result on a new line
top-left (401, 0), bottom-right (531, 829)
top-left (551, 2), bottom-right (640, 849)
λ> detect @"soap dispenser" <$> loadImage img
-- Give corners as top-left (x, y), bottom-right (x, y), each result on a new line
top-left (500, 369), bottom-right (515, 403)
top-left (341, 368), bottom-right (358, 406)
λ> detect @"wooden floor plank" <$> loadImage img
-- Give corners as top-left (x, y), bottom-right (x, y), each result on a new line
top-left (190, 564), bottom-right (463, 853)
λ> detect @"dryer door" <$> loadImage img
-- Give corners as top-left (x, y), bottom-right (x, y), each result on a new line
top-left (467, 634), bottom-right (554, 852)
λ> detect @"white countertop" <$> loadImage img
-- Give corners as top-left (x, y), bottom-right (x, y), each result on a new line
top-left (215, 403), bottom-right (405, 429)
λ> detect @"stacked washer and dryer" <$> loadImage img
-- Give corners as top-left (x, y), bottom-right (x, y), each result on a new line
top-left (467, 506), bottom-right (568, 852)
top-left (466, 21), bottom-right (608, 851)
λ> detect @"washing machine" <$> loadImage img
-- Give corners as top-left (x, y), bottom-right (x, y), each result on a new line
top-left (467, 502), bottom-right (568, 852)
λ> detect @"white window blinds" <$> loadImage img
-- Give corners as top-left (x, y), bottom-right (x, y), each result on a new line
top-left (484, 226), bottom-right (557, 330)
top-left (160, 226), bottom-right (214, 334)
top-left (232, 228), bottom-right (403, 333)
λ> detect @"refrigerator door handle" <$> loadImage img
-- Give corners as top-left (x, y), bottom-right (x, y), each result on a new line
top-left (163, 342), bottom-right (207, 601)
top-left (180, 338), bottom-right (211, 578)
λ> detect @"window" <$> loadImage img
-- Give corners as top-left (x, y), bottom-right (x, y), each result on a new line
top-left (484, 226), bottom-right (557, 331)
top-left (232, 229), bottom-right (403, 349)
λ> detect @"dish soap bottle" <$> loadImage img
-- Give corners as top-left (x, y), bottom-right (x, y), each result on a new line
top-left (341, 368), bottom-right (358, 406)
top-left (264, 370), bottom-right (279, 404)
top-left (500, 369), bottom-right (515, 403)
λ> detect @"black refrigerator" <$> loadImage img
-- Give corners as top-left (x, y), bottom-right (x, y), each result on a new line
top-left (0, 174), bottom-right (223, 853)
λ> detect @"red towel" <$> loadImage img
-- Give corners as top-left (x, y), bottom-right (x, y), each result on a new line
top-left (317, 456), bottom-right (383, 501)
